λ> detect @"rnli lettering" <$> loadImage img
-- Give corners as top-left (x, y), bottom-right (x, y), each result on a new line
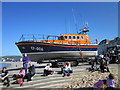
top-left (31, 46), bottom-right (43, 51)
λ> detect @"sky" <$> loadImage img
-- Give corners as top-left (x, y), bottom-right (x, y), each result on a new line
top-left (2, 2), bottom-right (118, 56)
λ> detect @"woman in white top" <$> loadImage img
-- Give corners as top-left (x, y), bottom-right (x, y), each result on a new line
top-left (44, 64), bottom-right (53, 76)
top-left (62, 63), bottom-right (71, 77)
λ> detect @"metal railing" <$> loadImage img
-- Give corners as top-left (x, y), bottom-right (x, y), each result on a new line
top-left (19, 34), bottom-right (57, 42)
top-left (18, 34), bottom-right (98, 45)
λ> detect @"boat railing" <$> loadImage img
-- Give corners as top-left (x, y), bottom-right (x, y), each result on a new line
top-left (18, 34), bottom-right (79, 45)
top-left (19, 34), bottom-right (58, 42)
top-left (90, 39), bottom-right (98, 44)
top-left (18, 34), bottom-right (98, 45)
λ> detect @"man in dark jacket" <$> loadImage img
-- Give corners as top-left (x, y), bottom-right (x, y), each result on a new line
top-left (1, 67), bottom-right (10, 87)
top-left (25, 62), bottom-right (35, 81)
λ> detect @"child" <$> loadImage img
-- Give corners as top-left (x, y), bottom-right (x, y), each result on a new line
top-left (107, 73), bottom-right (115, 88)
top-left (94, 79), bottom-right (107, 88)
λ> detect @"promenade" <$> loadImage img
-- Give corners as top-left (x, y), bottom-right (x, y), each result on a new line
top-left (0, 62), bottom-right (119, 89)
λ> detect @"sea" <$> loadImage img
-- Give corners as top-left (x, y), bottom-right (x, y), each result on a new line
top-left (0, 63), bottom-right (10, 70)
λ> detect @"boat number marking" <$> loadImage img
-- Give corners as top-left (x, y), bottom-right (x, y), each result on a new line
top-left (31, 46), bottom-right (44, 51)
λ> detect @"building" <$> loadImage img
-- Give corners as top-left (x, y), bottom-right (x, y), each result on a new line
top-left (98, 39), bottom-right (110, 55)
top-left (98, 37), bottom-right (120, 62)
top-left (98, 37), bottom-right (120, 55)
top-left (108, 37), bottom-right (120, 47)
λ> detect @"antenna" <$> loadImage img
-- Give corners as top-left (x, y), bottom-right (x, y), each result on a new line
top-left (85, 22), bottom-right (89, 29)
top-left (72, 8), bottom-right (78, 33)
top-left (65, 17), bottom-right (68, 34)
top-left (68, 19), bottom-right (70, 34)
top-left (79, 22), bottom-right (89, 34)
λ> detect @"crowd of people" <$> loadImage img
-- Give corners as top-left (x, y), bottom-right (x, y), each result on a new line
top-left (89, 53), bottom-right (111, 73)
top-left (0, 53), bottom-right (116, 89)
top-left (89, 54), bottom-right (116, 89)
top-left (0, 53), bottom-right (36, 87)
top-left (12, 62), bottom-right (35, 86)
top-left (0, 62), bottom-right (73, 87)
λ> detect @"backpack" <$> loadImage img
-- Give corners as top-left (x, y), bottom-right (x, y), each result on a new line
top-left (17, 78), bottom-right (23, 84)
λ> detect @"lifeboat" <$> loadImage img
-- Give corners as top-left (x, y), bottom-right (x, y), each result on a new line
top-left (15, 26), bottom-right (98, 62)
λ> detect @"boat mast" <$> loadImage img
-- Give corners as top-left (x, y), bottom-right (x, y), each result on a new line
top-left (72, 8), bottom-right (78, 34)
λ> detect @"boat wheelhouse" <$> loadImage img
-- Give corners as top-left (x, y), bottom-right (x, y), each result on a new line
top-left (40, 34), bottom-right (90, 45)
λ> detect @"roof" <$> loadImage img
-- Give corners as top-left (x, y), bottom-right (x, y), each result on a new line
top-left (107, 45), bottom-right (120, 48)
top-left (61, 34), bottom-right (88, 36)
top-left (109, 37), bottom-right (120, 44)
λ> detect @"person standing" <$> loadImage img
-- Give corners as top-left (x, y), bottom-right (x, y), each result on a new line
top-left (1, 67), bottom-right (10, 87)
top-left (22, 53), bottom-right (29, 74)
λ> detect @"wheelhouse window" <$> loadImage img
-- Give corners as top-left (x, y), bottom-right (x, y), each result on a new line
top-left (77, 36), bottom-right (80, 39)
top-left (81, 36), bottom-right (84, 39)
top-left (69, 36), bottom-right (71, 39)
top-left (58, 37), bottom-right (60, 40)
top-left (73, 36), bottom-right (76, 39)
top-left (64, 36), bottom-right (68, 39)
top-left (58, 36), bottom-right (64, 40)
